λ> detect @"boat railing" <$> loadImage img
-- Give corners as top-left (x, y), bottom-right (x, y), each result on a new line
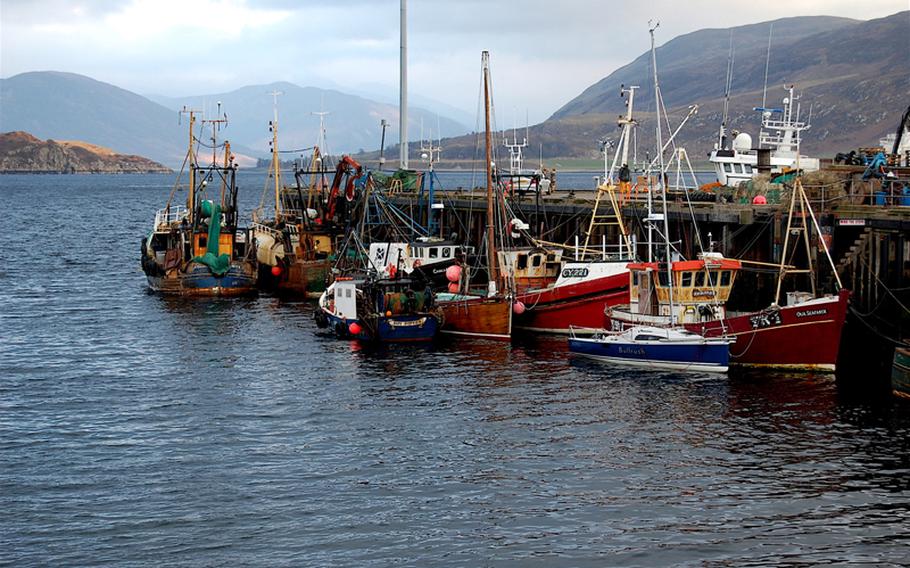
top-left (154, 206), bottom-right (189, 230)
top-left (250, 222), bottom-right (301, 240)
top-left (569, 324), bottom-right (618, 340)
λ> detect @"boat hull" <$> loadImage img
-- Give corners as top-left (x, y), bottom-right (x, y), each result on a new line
top-left (515, 271), bottom-right (629, 334)
top-left (323, 310), bottom-right (439, 343)
top-left (257, 259), bottom-right (330, 298)
top-left (568, 336), bottom-right (729, 373)
top-left (608, 290), bottom-right (850, 371)
top-left (893, 347), bottom-right (910, 399)
top-left (146, 262), bottom-right (258, 297)
top-left (437, 294), bottom-right (512, 340)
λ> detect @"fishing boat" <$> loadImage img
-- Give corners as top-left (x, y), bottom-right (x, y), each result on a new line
top-left (432, 51), bottom-right (513, 340)
top-left (252, 100), bottom-right (353, 297)
top-left (141, 107), bottom-right (257, 296)
top-left (367, 239), bottom-right (472, 289)
top-left (497, 121), bottom-right (541, 195)
top-left (316, 276), bottom-right (442, 342)
top-left (893, 344), bottom-right (910, 399)
top-left (569, 326), bottom-right (730, 373)
top-left (709, 86), bottom-right (820, 186)
top-left (607, 186), bottom-right (849, 371)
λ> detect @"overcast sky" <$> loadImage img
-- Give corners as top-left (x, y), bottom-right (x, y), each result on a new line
top-left (1, 0), bottom-right (905, 125)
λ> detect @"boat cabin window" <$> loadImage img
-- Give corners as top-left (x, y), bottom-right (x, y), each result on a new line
top-left (532, 255), bottom-right (542, 267)
top-left (547, 254), bottom-right (556, 262)
top-left (517, 254), bottom-right (528, 270)
top-left (442, 247), bottom-right (451, 258)
top-left (694, 271), bottom-right (706, 287)
top-left (429, 248), bottom-right (438, 259)
top-left (745, 164), bottom-right (753, 174)
top-left (632, 272), bottom-right (639, 286)
top-left (346, 289), bottom-right (352, 298)
top-left (723, 163), bottom-right (733, 173)
top-left (720, 270), bottom-right (732, 286)
top-left (658, 270), bottom-right (670, 287)
top-left (635, 334), bottom-right (664, 341)
top-left (681, 271), bottom-right (693, 287)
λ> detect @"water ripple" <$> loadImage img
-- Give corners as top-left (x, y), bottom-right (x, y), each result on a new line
top-left (1, 174), bottom-right (909, 567)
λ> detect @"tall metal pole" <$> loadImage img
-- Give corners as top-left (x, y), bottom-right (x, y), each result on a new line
top-left (399, 0), bottom-right (408, 169)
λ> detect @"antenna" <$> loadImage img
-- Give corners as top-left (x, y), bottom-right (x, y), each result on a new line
top-left (719, 31), bottom-right (735, 149)
top-left (268, 90), bottom-right (283, 218)
top-left (761, 23), bottom-right (773, 110)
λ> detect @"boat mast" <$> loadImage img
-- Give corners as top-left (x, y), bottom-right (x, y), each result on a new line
top-left (269, 91), bottom-right (282, 220)
top-left (399, 0), bottom-right (408, 169)
top-left (221, 140), bottom-right (231, 207)
top-left (482, 51), bottom-right (499, 289)
top-left (650, 21), bottom-right (676, 324)
top-left (608, 85), bottom-right (638, 181)
top-left (181, 106), bottom-right (198, 224)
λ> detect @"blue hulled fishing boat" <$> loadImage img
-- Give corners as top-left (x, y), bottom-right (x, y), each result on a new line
top-left (141, 107), bottom-right (257, 296)
top-left (317, 277), bottom-right (441, 342)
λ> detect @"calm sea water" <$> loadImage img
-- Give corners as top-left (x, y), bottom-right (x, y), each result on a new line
top-left (1, 173), bottom-right (909, 567)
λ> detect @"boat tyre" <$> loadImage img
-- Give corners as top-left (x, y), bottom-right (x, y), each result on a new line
top-left (314, 310), bottom-right (329, 328)
top-left (334, 320), bottom-right (348, 338)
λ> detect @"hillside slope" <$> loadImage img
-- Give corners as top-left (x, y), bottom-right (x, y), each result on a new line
top-left (400, 12), bottom-right (908, 163)
top-left (0, 131), bottom-right (171, 173)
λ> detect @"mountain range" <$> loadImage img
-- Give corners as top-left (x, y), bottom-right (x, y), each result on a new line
top-left (0, 73), bottom-right (468, 168)
top-left (381, 11), bottom-right (909, 164)
top-left (2, 11), bottom-right (906, 169)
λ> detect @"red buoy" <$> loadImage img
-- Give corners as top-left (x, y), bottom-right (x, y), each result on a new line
top-left (348, 322), bottom-right (362, 335)
top-left (448, 282), bottom-right (459, 294)
top-left (271, 265), bottom-right (282, 276)
top-left (512, 301), bottom-right (526, 315)
top-left (445, 264), bottom-right (462, 283)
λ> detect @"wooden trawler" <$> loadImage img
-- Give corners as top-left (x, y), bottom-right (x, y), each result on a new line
top-left (252, 102), bottom-right (355, 297)
top-left (432, 51), bottom-right (514, 340)
top-left (141, 108), bottom-right (256, 296)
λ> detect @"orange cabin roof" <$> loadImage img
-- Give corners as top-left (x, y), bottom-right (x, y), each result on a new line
top-left (627, 258), bottom-right (742, 272)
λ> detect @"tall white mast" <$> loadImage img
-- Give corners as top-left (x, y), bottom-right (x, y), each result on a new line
top-left (399, 0), bottom-right (409, 169)
top-left (650, 21), bottom-right (676, 323)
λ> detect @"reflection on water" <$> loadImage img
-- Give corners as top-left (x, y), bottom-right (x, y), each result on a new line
top-left (1, 174), bottom-right (909, 566)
